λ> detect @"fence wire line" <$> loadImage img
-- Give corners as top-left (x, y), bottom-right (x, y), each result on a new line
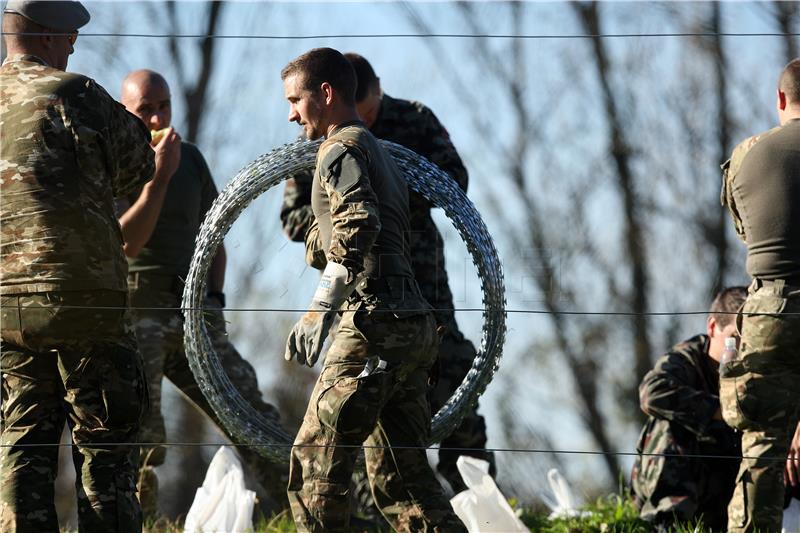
top-left (2, 31), bottom-right (800, 40)
top-left (1, 304), bottom-right (797, 317)
top-left (0, 441), bottom-right (794, 464)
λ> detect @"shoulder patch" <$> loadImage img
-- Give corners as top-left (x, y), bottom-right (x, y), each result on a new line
top-left (320, 142), bottom-right (349, 173)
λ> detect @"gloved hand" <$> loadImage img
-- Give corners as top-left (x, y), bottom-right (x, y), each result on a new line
top-left (285, 262), bottom-right (355, 367)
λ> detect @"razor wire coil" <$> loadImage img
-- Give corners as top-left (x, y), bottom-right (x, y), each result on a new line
top-left (182, 138), bottom-right (507, 465)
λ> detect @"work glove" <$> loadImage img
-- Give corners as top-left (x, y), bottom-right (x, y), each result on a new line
top-left (285, 261), bottom-right (355, 367)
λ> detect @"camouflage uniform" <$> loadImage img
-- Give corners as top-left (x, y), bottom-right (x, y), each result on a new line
top-left (720, 122), bottom-right (800, 532)
top-left (281, 94), bottom-right (492, 492)
top-left (631, 335), bottom-right (740, 530)
top-left (288, 122), bottom-right (465, 532)
top-left (121, 142), bottom-right (288, 515)
top-left (0, 55), bottom-right (154, 532)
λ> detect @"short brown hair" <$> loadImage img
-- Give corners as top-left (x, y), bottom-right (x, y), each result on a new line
top-left (779, 58), bottom-right (800, 104)
top-left (709, 286), bottom-right (747, 328)
top-left (281, 47), bottom-right (356, 106)
top-left (344, 53), bottom-right (379, 102)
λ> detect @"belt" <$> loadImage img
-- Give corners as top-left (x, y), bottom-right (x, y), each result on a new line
top-left (128, 272), bottom-right (184, 294)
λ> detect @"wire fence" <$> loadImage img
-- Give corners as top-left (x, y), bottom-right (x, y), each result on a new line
top-left (1, 12), bottom-right (798, 481)
top-left (0, 440), bottom-right (794, 466)
top-left (3, 31), bottom-right (800, 40)
top-left (2, 304), bottom-right (799, 317)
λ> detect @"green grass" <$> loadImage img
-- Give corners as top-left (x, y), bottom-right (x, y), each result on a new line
top-left (136, 494), bottom-right (712, 532)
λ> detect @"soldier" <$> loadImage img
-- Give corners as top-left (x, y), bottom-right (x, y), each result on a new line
top-left (280, 47), bottom-right (465, 532)
top-left (0, 1), bottom-right (155, 531)
top-left (117, 69), bottom-right (289, 517)
top-left (280, 52), bottom-right (492, 493)
top-left (719, 57), bottom-right (800, 532)
top-left (631, 287), bottom-right (746, 531)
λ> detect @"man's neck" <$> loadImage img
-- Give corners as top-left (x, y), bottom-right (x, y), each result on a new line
top-left (4, 46), bottom-right (51, 67)
top-left (780, 104), bottom-right (800, 125)
top-left (325, 109), bottom-right (362, 138)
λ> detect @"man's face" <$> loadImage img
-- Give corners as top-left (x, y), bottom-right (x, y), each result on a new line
top-left (122, 81), bottom-right (172, 131)
top-left (284, 74), bottom-right (326, 139)
top-left (707, 318), bottom-right (739, 363)
top-left (355, 85), bottom-right (381, 129)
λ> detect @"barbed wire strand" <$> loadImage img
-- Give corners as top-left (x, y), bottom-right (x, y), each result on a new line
top-left (1, 304), bottom-right (798, 317)
top-left (0, 441), bottom-right (793, 465)
top-left (2, 31), bottom-right (800, 40)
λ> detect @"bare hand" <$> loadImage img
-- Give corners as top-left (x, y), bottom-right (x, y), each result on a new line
top-left (786, 422), bottom-right (800, 487)
top-left (152, 127), bottom-right (181, 184)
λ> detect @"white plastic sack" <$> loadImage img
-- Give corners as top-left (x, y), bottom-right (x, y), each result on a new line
top-left (450, 456), bottom-right (529, 532)
top-left (183, 446), bottom-right (256, 533)
top-left (784, 497), bottom-right (800, 533)
top-left (541, 468), bottom-right (589, 519)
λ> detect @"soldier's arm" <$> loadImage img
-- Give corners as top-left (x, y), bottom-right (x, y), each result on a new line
top-left (416, 104), bottom-right (469, 192)
top-left (319, 143), bottom-right (381, 280)
top-left (280, 172), bottom-right (315, 242)
top-left (92, 81), bottom-right (156, 198)
top-left (117, 131), bottom-right (181, 257)
top-left (304, 218), bottom-right (328, 271)
top-left (639, 352), bottom-right (719, 437)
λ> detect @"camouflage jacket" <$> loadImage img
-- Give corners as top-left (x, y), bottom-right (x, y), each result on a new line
top-left (312, 121), bottom-right (413, 284)
top-left (639, 334), bottom-right (728, 439)
top-left (720, 127), bottom-right (780, 243)
top-left (0, 55), bottom-right (154, 295)
top-left (281, 94), bottom-right (468, 326)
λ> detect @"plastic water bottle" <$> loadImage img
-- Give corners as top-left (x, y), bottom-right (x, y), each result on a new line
top-left (719, 337), bottom-right (738, 377)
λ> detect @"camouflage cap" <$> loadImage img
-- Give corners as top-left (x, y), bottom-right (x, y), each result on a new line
top-left (3, 0), bottom-right (90, 32)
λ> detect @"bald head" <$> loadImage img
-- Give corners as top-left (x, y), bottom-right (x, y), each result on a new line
top-left (121, 69), bottom-right (172, 130)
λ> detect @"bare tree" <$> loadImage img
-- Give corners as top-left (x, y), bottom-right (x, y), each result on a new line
top-left (163, 0), bottom-right (226, 143)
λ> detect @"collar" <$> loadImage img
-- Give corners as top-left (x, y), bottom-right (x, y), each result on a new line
top-left (2, 54), bottom-right (49, 67)
top-left (328, 120), bottom-right (365, 137)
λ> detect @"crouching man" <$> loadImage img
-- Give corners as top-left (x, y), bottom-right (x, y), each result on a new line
top-left (631, 287), bottom-right (746, 531)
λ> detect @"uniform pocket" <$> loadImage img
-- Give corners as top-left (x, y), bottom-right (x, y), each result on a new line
top-left (720, 365), bottom-right (781, 432)
top-left (316, 368), bottom-right (391, 438)
top-left (64, 343), bottom-right (147, 434)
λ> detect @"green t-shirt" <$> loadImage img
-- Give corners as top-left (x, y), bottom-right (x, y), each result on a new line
top-left (732, 119), bottom-right (800, 281)
top-left (127, 142), bottom-right (217, 279)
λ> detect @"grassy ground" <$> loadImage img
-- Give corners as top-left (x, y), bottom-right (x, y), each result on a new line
top-left (138, 494), bottom-right (710, 533)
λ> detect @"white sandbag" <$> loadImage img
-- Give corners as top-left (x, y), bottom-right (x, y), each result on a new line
top-left (450, 456), bottom-right (529, 532)
top-left (183, 446), bottom-right (256, 533)
top-left (541, 468), bottom-right (588, 519)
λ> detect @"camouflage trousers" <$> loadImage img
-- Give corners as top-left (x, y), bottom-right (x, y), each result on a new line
top-left (288, 301), bottom-right (466, 533)
top-left (129, 283), bottom-right (288, 517)
top-left (0, 290), bottom-right (146, 533)
top-left (630, 418), bottom-right (740, 530)
top-left (720, 280), bottom-right (800, 533)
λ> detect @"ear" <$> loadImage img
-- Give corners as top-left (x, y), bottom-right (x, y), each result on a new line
top-left (778, 88), bottom-right (787, 111)
top-left (40, 32), bottom-right (55, 50)
top-left (320, 82), bottom-right (334, 105)
top-left (706, 315), bottom-right (716, 338)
